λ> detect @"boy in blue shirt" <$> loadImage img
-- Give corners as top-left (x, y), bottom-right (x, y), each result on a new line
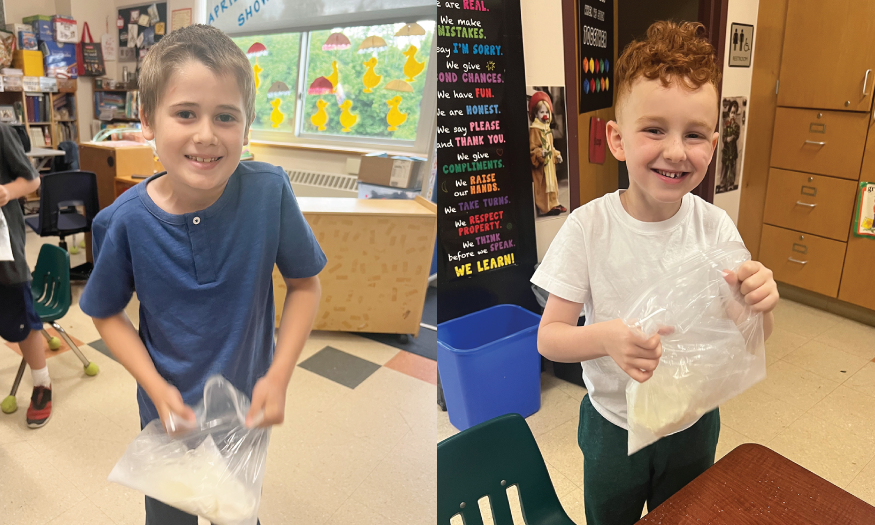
top-left (80, 25), bottom-right (326, 524)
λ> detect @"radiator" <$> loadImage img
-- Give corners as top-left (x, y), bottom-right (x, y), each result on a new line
top-left (286, 169), bottom-right (359, 198)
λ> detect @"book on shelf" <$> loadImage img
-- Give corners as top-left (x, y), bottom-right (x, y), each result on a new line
top-left (25, 94), bottom-right (48, 122)
top-left (28, 127), bottom-right (48, 147)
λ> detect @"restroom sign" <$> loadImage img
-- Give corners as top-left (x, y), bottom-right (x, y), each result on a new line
top-left (729, 23), bottom-right (753, 68)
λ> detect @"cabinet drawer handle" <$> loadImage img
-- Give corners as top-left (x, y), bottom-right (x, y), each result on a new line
top-left (788, 257), bottom-right (808, 265)
top-left (795, 201), bottom-right (817, 208)
top-left (804, 140), bottom-right (826, 146)
top-left (865, 69), bottom-right (872, 96)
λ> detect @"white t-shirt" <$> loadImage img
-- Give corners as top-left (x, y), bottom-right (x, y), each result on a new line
top-left (531, 190), bottom-right (743, 430)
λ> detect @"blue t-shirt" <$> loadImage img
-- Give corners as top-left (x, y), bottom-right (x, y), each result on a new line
top-left (80, 162), bottom-right (327, 427)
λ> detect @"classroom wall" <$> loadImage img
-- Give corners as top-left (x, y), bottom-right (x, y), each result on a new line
top-left (520, 0), bottom-right (568, 261)
top-left (712, 0), bottom-right (760, 224)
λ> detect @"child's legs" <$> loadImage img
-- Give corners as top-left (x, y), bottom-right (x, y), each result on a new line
top-left (145, 496), bottom-right (199, 525)
top-left (647, 408), bottom-right (720, 511)
top-left (578, 394), bottom-right (650, 525)
top-left (20, 330), bottom-right (46, 371)
top-left (532, 169), bottom-right (550, 214)
top-left (0, 283), bottom-right (46, 367)
top-left (145, 496), bottom-right (263, 525)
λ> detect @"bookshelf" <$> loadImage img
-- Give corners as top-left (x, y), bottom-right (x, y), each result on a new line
top-left (93, 87), bottom-right (140, 124)
top-left (0, 87), bottom-right (79, 150)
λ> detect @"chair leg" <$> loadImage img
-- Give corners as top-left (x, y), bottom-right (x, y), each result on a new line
top-left (51, 322), bottom-right (89, 368)
top-left (10, 359), bottom-right (26, 398)
top-left (40, 329), bottom-right (53, 343)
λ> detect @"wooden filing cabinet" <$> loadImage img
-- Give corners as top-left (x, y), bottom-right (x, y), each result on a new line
top-left (763, 168), bottom-right (858, 241)
top-left (80, 142), bottom-right (154, 210)
top-left (769, 108), bottom-right (869, 180)
top-left (759, 224), bottom-right (847, 298)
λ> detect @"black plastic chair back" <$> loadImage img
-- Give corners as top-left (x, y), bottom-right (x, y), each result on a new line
top-left (33, 170), bottom-right (99, 237)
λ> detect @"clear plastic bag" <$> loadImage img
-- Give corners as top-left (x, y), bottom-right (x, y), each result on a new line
top-left (108, 376), bottom-right (270, 525)
top-left (621, 242), bottom-right (766, 455)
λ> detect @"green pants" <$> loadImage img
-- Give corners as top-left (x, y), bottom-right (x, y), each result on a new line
top-left (578, 394), bottom-right (720, 525)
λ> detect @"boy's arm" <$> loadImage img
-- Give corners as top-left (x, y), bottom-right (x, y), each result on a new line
top-left (93, 312), bottom-right (195, 427)
top-left (246, 275), bottom-right (322, 427)
top-left (539, 294), bottom-right (664, 383)
top-left (0, 176), bottom-right (40, 205)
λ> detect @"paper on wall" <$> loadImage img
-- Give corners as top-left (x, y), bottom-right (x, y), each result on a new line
top-left (0, 211), bottom-right (15, 261)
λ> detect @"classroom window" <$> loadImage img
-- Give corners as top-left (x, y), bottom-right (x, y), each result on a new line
top-left (231, 20), bottom-right (433, 147)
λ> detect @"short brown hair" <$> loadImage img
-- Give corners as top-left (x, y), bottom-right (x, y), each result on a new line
top-left (615, 21), bottom-right (720, 111)
top-left (139, 24), bottom-right (255, 131)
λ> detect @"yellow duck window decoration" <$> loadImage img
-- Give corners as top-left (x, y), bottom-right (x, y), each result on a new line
top-left (339, 100), bottom-right (357, 132)
top-left (402, 45), bottom-right (424, 82)
top-left (310, 99), bottom-right (329, 131)
top-left (362, 57), bottom-right (382, 93)
top-left (386, 95), bottom-right (407, 131)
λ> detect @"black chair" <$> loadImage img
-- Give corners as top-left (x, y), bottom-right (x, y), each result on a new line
top-left (25, 170), bottom-right (98, 281)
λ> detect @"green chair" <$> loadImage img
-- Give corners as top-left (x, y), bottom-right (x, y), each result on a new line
top-left (1, 244), bottom-right (99, 414)
top-left (438, 413), bottom-right (578, 524)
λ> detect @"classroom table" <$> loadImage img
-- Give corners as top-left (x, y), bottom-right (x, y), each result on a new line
top-left (637, 443), bottom-right (875, 524)
top-left (26, 147), bottom-right (65, 171)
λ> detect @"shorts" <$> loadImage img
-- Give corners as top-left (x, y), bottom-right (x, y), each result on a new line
top-left (0, 281), bottom-right (44, 342)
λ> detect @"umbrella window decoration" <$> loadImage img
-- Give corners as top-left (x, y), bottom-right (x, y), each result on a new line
top-left (304, 22), bottom-right (431, 138)
top-left (242, 36), bottom-right (301, 132)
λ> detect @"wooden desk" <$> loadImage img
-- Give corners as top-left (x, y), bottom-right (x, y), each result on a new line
top-left (637, 443), bottom-right (875, 524)
top-left (273, 196), bottom-right (437, 336)
top-left (114, 173), bottom-right (149, 198)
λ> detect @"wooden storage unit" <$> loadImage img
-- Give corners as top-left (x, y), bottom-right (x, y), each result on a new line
top-left (759, 225), bottom-right (847, 298)
top-left (753, 0), bottom-right (875, 307)
top-left (0, 82), bottom-right (80, 152)
top-left (769, 108), bottom-right (868, 179)
top-left (80, 142), bottom-right (155, 210)
top-left (777, 0), bottom-right (875, 112)
top-left (763, 168), bottom-right (858, 241)
top-left (272, 196), bottom-right (436, 336)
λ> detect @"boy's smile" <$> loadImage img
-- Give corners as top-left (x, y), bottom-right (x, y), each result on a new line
top-left (142, 60), bottom-right (248, 214)
top-left (606, 77), bottom-right (719, 222)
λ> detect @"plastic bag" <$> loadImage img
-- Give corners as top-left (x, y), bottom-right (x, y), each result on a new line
top-left (108, 376), bottom-right (270, 525)
top-left (621, 242), bottom-right (765, 455)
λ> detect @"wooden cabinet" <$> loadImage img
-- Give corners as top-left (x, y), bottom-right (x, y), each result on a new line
top-left (838, 173), bottom-right (875, 309)
top-left (759, 225), bottom-right (847, 297)
top-left (763, 168), bottom-right (858, 241)
top-left (778, 0), bottom-right (875, 112)
top-left (838, 226), bottom-right (875, 310)
top-left (80, 143), bottom-right (154, 210)
top-left (770, 108), bottom-right (869, 179)
top-left (273, 196), bottom-right (437, 336)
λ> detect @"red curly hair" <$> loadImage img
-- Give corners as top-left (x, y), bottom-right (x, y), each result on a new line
top-left (615, 21), bottom-right (720, 111)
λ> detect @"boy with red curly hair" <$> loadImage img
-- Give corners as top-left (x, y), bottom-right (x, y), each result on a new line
top-left (532, 21), bottom-right (778, 523)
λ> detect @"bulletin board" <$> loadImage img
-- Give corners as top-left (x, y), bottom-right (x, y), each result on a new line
top-left (436, 0), bottom-right (539, 322)
top-left (117, 2), bottom-right (167, 62)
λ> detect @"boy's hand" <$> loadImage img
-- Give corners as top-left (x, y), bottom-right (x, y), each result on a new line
top-left (246, 372), bottom-right (288, 428)
top-left (147, 381), bottom-right (196, 434)
top-left (0, 184), bottom-right (9, 206)
top-left (602, 319), bottom-right (673, 383)
top-left (722, 261), bottom-right (779, 314)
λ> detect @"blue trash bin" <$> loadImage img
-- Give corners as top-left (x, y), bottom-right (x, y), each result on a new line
top-left (437, 304), bottom-right (542, 431)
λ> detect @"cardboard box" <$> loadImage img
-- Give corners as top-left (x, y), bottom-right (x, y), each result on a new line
top-left (52, 16), bottom-right (77, 43)
top-left (39, 77), bottom-right (57, 93)
top-left (13, 50), bottom-right (44, 77)
top-left (57, 78), bottom-right (76, 92)
top-left (358, 153), bottom-right (426, 189)
top-left (17, 30), bottom-right (37, 50)
top-left (2, 75), bottom-right (22, 91)
top-left (5, 23), bottom-right (31, 35)
top-left (21, 76), bottom-right (40, 92)
top-left (22, 15), bottom-right (53, 41)
top-left (39, 40), bottom-right (76, 79)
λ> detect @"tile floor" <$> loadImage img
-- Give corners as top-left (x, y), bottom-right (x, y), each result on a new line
top-left (437, 298), bottom-right (875, 523)
top-left (1, 231), bottom-right (437, 525)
